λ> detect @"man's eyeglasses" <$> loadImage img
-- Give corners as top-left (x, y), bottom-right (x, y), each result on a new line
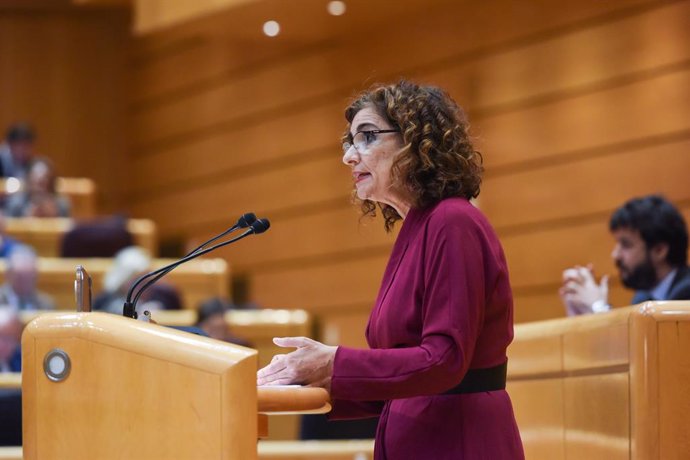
top-left (342, 129), bottom-right (400, 154)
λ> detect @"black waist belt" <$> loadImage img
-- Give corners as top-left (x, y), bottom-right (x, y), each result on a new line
top-left (442, 362), bottom-right (507, 395)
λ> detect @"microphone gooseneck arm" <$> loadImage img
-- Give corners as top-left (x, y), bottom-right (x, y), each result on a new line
top-left (122, 217), bottom-right (269, 319)
top-left (126, 213), bottom-right (258, 314)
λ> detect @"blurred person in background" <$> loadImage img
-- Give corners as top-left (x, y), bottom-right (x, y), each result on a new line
top-left (560, 195), bottom-right (690, 315)
top-left (0, 308), bottom-right (22, 372)
top-left (0, 307), bottom-right (23, 447)
top-left (0, 123), bottom-right (35, 179)
top-left (94, 246), bottom-right (182, 316)
top-left (5, 157), bottom-right (71, 218)
top-left (195, 297), bottom-right (250, 347)
top-left (0, 245), bottom-right (54, 311)
top-left (0, 211), bottom-right (20, 257)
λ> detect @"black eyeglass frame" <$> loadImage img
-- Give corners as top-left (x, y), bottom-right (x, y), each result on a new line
top-left (342, 129), bottom-right (400, 153)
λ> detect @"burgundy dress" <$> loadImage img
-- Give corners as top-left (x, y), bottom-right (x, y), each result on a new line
top-left (330, 198), bottom-right (524, 459)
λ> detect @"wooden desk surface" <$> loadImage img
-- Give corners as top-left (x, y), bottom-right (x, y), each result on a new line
top-left (5, 217), bottom-right (157, 257)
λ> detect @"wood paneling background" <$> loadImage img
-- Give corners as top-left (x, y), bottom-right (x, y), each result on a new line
top-left (0, 7), bottom-right (130, 213)
top-left (5, 1), bottom-right (686, 347)
top-left (126, 0), bottom-right (690, 344)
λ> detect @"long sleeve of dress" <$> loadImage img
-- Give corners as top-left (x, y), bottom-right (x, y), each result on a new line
top-left (330, 207), bottom-right (490, 401)
top-left (329, 399), bottom-right (384, 420)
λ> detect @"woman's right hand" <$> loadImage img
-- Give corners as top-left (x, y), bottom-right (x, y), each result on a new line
top-left (257, 336), bottom-right (337, 391)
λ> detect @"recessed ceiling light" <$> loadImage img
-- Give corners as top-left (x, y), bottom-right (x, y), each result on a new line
top-left (263, 20), bottom-right (280, 37)
top-left (327, 1), bottom-right (346, 16)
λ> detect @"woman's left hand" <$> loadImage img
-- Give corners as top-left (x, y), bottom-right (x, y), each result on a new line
top-left (256, 337), bottom-right (337, 391)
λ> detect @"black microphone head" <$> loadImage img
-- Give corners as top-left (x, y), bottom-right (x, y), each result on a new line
top-left (250, 218), bottom-right (270, 234)
top-left (237, 212), bottom-right (257, 228)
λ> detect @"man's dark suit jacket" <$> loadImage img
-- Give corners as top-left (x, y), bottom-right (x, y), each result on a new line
top-left (631, 265), bottom-right (690, 304)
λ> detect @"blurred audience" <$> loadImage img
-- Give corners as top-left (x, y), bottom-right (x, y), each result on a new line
top-left (0, 308), bottom-right (22, 372)
top-left (5, 157), bottom-right (70, 218)
top-left (0, 123), bottom-right (35, 179)
top-left (0, 308), bottom-right (23, 447)
top-left (94, 246), bottom-right (182, 315)
top-left (0, 245), bottom-right (54, 311)
top-left (195, 297), bottom-right (250, 347)
top-left (0, 211), bottom-right (20, 257)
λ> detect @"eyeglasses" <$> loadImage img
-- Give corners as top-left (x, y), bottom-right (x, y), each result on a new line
top-left (342, 129), bottom-right (400, 154)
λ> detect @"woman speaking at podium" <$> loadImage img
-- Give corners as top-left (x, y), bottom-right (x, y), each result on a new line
top-left (258, 80), bottom-right (524, 459)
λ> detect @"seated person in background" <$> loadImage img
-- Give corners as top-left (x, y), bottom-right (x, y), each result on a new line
top-left (0, 307), bottom-right (23, 447)
top-left (0, 245), bottom-right (54, 311)
top-left (560, 195), bottom-right (690, 315)
top-left (0, 211), bottom-right (19, 257)
top-left (60, 215), bottom-right (133, 257)
top-left (0, 308), bottom-right (22, 372)
top-left (195, 297), bottom-right (250, 347)
top-left (5, 157), bottom-right (70, 218)
top-left (94, 246), bottom-right (182, 316)
top-left (0, 122), bottom-right (35, 179)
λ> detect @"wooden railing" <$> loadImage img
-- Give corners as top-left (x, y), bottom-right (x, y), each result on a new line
top-left (3, 257), bottom-right (227, 311)
top-left (4, 217), bottom-right (157, 257)
top-left (507, 301), bottom-right (690, 460)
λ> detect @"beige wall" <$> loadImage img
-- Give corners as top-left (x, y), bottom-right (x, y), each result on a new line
top-left (0, 7), bottom-right (130, 213)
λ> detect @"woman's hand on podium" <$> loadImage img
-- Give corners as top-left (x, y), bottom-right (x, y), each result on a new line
top-left (257, 336), bottom-right (337, 392)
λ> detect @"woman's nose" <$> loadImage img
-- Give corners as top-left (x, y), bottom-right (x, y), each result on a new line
top-left (342, 146), bottom-right (359, 166)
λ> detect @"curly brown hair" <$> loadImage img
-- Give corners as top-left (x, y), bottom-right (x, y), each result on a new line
top-left (344, 79), bottom-right (483, 232)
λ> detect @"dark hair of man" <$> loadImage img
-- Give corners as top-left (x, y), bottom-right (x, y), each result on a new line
top-left (5, 123), bottom-right (35, 143)
top-left (196, 297), bottom-right (232, 325)
top-left (344, 79), bottom-right (483, 232)
top-left (609, 195), bottom-right (688, 266)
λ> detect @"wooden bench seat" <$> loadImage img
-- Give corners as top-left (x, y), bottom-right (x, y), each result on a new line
top-left (1, 257), bottom-right (228, 311)
top-left (4, 217), bottom-right (157, 257)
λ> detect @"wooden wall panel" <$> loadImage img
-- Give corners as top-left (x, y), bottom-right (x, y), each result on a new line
top-left (251, 255), bottom-right (389, 311)
top-left (193, 207), bottom-right (397, 274)
top-left (130, 46), bottom-right (346, 147)
top-left (484, 138), bottom-right (690, 229)
top-left (0, 9), bottom-right (130, 213)
top-left (507, 380), bottom-right (565, 460)
top-left (128, 0), bottom-right (655, 111)
top-left (563, 373), bottom-right (630, 459)
top-left (424, 0), bottom-right (690, 112)
top-left (478, 68), bottom-right (690, 169)
top-left (657, 321), bottom-right (690, 458)
top-left (130, 156), bottom-right (352, 234)
top-left (128, 101), bottom-right (345, 197)
top-left (127, 0), bottom-right (690, 332)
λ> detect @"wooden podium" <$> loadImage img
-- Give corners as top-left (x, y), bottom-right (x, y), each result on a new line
top-left (508, 301), bottom-right (690, 460)
top-left (21, 312), bottom-right (330, 460)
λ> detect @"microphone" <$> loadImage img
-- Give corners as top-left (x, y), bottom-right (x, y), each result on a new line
top-left (122, 216), bottom-right (269, 319)
top-left (124, 212), bottom-right (255, 316)
top-left (140, 212), bottom-right (256, 292)
top-left (186, 212), bottom-right (256, 256)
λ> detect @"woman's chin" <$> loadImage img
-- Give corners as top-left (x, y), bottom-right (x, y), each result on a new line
top-left (354, 186), bottom-right (371, 201)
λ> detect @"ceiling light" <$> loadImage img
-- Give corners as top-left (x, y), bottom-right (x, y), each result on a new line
top-left (263, 20), bottom-right (280, 37)
top-left (327, 1), bottom-right (346, 16)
